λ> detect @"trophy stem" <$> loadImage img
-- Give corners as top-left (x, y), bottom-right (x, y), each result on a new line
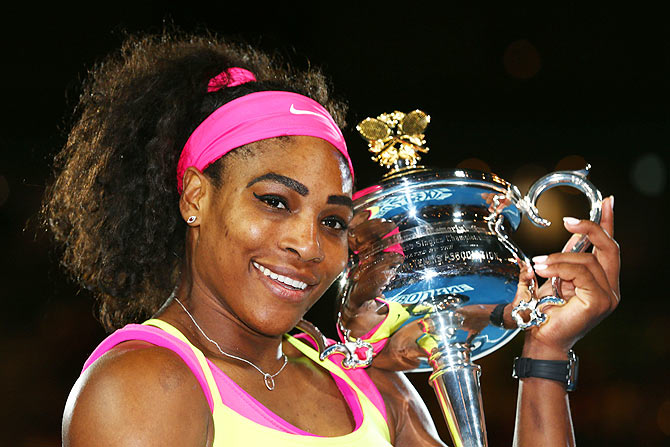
top-left (428, 342), bottom-right (488, 447)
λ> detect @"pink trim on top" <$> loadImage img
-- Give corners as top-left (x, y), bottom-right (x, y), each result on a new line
top-left (81, 324), bottom-right (385, 435)
top-left (82, 324), bottom-right (216, 411)
top-left (293, 333), bottom-right (387, 422)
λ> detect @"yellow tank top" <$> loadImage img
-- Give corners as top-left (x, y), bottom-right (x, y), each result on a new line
top-left (144, 319), bottom-right (392, 447)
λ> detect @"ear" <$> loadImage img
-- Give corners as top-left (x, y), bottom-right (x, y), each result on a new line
top-left (179, 167), bottom-right (211, 226)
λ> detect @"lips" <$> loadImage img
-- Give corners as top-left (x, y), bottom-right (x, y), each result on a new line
top-left (252, 261), bottom-right (309, 290)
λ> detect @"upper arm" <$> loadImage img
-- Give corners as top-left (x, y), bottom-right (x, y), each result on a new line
top-left (63, 343), bottom-right (212, 447)
top-left (367, 367), bottom-right (447, 447)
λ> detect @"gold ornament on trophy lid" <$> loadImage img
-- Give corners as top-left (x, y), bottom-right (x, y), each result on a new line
top-left (356, 110), bottom-right (431, 174)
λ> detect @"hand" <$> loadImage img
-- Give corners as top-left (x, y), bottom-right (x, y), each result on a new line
top-left (522, 195), bottom-right (620, 358)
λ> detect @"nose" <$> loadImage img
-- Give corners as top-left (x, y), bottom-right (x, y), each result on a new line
top-left (281, 216), bottom-right (324, 263)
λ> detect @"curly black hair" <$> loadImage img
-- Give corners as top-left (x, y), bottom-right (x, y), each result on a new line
top-left (42, 31), bottom-right (348, 332)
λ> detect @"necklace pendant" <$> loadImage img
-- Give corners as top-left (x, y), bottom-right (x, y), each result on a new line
top-left (174, 297), bottom-right (286, 392)
top-left (264, 373), bottom-right (276, 391)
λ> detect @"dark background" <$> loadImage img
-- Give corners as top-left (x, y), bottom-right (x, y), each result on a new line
top-left (1, 4), bottom-right (667, 446)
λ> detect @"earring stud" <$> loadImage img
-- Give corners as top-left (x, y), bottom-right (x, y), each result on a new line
top-left (187, 216), bottom-right (197, 224)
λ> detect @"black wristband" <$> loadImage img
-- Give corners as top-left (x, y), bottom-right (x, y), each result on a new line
top-left (489, 303), bottom-right (507, 327)
top-left (512, 350), bottom-right (579, 391)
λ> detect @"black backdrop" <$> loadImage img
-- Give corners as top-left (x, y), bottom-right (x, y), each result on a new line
top-left (1, 4), bottom-right (667, 446)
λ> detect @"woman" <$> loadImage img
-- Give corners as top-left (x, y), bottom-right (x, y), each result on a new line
top-left (44, 32), bottom-right (620, 446)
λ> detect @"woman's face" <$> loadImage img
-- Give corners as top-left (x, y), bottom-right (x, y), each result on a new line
top-left (191, 136), bottom-right (353, 336)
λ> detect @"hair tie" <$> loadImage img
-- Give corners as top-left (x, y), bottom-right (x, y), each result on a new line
top-left (207, 67), bottom-right (257, 92)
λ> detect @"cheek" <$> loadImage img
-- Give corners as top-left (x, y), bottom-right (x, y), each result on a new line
top-left (240, 221), bottom-right (268, 248)
top-left (204, 224), bottom-right (233, 275)
top-left (222, 208), bottom-right (283, 261)
top-left (201, 210), bottom-right (265, 267)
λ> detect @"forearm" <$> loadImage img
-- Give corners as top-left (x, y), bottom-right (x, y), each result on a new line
top-left (513, 340), bottom-right (576, 447)
top-left (513, 377), bottom-right (575, 447)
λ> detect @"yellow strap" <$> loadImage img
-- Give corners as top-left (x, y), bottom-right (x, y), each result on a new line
top-left (143, 319), bottom-right (391, 445)
top-left (142, 318), bottom-right (225, 409)
top-left (285, 335), bottom-right (362, 390)
top-left (286, 335), bottom-right (391, 443)
top-left (363, 299), bottom-right (411, 343)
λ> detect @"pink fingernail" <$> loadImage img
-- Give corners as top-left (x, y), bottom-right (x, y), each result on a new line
top-left (563, 217), bottom-right (580, 225)
top-left (532, 255), bottom-right (548, 264)
top-left (533, 263), bottom-right (548, 271)
top-left (610, 195), bottom-right (614, 212)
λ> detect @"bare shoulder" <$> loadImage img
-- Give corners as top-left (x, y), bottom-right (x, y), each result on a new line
top-left (63, 341), bottom-right (212, 447)
top-left (367, 367), bottom-right (447, 447)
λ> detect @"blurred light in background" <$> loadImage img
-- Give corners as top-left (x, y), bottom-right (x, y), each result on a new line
top-left (511, 164), bottom-right (587, 254)
top-left (521, 187), bottom-right (574, 247)
top-left (503, 39), bottom-right (541, 80)
top-left (630, 152), bottom-right (666, 196)
top-left (0, 175), bottom-right (9, 207)
top-left (511, 163), bottom-right (547, 194)
top-left (657, 399), bottom-right (670, 436)
top-left (456, 158), bottom-right (491, 173)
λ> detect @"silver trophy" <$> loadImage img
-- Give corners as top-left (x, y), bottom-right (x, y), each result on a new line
top-left (298, 110), bottom-right (603, 447)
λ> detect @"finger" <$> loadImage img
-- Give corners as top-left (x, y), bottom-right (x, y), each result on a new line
top-left (562, 216), bottom-right (617, 254)
top-left (533, 253), bottom-right (612, 303)
top-left (541, 278), bottom-right (614, 341)
top-left (562, 215), bottom-right (620, 293)
top-left (533, 252), bottom-right (611, 291)
top-left (558, 196), bottom-right (612, 251)
top-left (512, 263), bottom-right (537, 307)
top-left (599, 195), bottom-right (615, 238)
top-left (533, 260), bottom-right (618, 311)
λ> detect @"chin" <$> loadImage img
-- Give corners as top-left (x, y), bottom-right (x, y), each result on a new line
top-left (250, 309), bottom-right (307, 336)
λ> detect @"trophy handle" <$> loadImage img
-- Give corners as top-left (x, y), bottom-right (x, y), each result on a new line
top-left (295, 318), bottom-right (375, 369)
top-left (510, 165), bottom-right (603, 329)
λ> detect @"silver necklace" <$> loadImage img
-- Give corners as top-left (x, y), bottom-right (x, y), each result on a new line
top-left (174, 297), bottom-right (288, 391)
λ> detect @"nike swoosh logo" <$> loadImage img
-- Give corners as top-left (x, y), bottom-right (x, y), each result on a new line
top-left (290, 104), bottom-right (323, 117)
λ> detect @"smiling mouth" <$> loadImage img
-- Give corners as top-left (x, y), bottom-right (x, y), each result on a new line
top-left (252, 262), bottom-right (308, 290)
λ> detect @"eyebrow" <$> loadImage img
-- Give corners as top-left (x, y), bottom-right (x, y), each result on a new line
top-left (246, 173), bottom-right (309, 196)
top-left (327, 195), bottom-right (354, 209)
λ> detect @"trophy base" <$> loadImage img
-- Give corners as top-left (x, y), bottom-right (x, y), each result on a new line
top-left (429, 344), bottom-right (488, 447)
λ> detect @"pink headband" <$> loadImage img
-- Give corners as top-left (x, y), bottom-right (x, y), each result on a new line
top-left (177, 78), bottom-right (353, 193)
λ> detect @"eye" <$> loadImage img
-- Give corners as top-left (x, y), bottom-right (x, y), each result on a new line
top-left (253, 193), bottom-right (288, 210)
top-left (322, 216), bottom-right (348, 231)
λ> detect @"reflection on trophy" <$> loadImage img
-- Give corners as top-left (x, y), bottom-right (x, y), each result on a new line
top-left (300, 109), bottom-right (603, 447)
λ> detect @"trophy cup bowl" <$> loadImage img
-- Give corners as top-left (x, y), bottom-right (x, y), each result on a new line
top-left (330, 166), bottom-right (601, 447)
top-left (296, 110), bottom-right (603, 447)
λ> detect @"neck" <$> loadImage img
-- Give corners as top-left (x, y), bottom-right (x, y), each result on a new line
top-left (180, 299), bottom-right (285, 368)
top-left (160, 231), bottom-right (289, 371)
top-left (162, 269), bottom-right (286, 372)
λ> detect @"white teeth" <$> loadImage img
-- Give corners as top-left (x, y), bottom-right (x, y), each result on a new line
top-left (253, 262), bottom-right (308, 290)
